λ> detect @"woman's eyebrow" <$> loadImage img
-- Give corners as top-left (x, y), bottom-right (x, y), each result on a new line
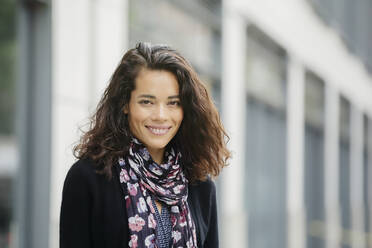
top-left (137, 94), bottom-right (180, 99)
top-left (138, 94), bottom-right (156, 99)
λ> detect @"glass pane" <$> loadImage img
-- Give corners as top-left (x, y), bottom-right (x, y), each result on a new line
top-left (304, 72), bottom-right (325, 129)
top-left (339, 96), bottom-right (351, 248)
top-left (245, 26), bottom-right (286, 112)
top-left (0, 0), bottom-right (17, 247)
top-left (304, 72), bottom-right (325, 248)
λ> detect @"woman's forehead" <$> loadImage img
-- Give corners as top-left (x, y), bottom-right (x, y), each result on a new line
top-left (133, 69), bottom-right (180, 96)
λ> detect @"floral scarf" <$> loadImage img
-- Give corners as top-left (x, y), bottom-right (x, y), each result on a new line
top-left (117, 138), bottom-right (197, 248)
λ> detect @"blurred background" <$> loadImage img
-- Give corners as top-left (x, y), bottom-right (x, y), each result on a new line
top-left (1, 0), bottom-right (372, 247)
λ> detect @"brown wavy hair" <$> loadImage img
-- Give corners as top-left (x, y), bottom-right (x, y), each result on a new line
top-left (74, 42), bottom-right (230, 182)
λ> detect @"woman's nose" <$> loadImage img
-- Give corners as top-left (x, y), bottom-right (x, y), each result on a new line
top-left (152, 104), bottom-right (167, 120)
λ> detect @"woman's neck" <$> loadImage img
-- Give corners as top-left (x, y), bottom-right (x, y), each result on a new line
top-left (147, 147), bottom-right (165, 164)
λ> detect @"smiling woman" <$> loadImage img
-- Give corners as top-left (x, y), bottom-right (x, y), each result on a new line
top-left (59, 42), bottom-right (231, 248)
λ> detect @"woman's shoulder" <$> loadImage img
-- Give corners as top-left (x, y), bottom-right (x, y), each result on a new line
top-left (64, 158), bottom-right (102, 187)
top-left (67, 158), bottom-right (96, 177)
top-left (188, 177), bottom-right (216, 198)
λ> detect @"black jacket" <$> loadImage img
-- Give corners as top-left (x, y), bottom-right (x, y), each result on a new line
top-left (60, 159), bottom-right (219, 248)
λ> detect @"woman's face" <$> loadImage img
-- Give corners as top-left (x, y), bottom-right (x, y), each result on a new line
top-left (125, 68), bottom-right (184, 159)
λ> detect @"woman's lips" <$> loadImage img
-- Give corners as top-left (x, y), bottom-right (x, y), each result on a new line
top-left (146, 126), bottom-right (171, 136)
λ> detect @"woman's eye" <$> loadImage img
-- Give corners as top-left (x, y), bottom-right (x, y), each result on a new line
top-left (168, 101), bottom-right (181, 106)
top-left (139, 100), bottom-right (152, 105)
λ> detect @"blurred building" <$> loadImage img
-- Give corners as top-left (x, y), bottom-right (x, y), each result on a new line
top-left (0, 0), bottom-right (372, 248)
top-left (222, 1), bottom-right (372, 248)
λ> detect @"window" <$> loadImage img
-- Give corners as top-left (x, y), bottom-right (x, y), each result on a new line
top-left (244, 25), bottom-right (287, 248)
top-left (304, 71), bottom-right (325, 248)
top-left (339, 96), bottom-right (351, 248)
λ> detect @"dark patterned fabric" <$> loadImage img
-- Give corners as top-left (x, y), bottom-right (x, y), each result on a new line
top-left (151, 198), bottom-right (172, 248)
top-left (116, 138), bottom-right (197, 248)
top-left (60, 158), bottom-right (219, 248)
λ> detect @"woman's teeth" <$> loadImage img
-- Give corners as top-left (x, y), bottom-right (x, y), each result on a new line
top-left (147, 127), bottom-right (169, 135)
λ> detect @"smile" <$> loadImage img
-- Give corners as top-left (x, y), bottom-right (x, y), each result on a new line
top-left (146, 126), bottom-right (171, 136)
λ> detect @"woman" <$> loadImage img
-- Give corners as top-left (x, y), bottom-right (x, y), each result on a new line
top-left (60, 42), bottom-right (230, 248)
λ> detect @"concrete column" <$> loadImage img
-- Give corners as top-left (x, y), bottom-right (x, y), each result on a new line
top-left (324, 85), bottom-right (341, 248)
top-left (90, 0), bottom-right (129, 106)
top-left (286, 55), bottom-right (306, 248)
top-left (49, 0), bottom-right (128, 247)
top-left (220, 1), bottom-right (248, 247)
top-left (16, 1), bottom-right (52, 248)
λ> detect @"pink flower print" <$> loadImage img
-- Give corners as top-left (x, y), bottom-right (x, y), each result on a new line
top-left (125, 196), bottom-right (131, 209)
top-left (179, 212), bottom-right (187, 227)
top-left (149, 163), bottom-right (162, 176)
top-left (137, 197), bottom-right (148, 213)
top-left (171, 214), bottom-right (177, 227)
top-left (128, 214), bottom-right (145, 232)
top-left (145, 234), bottom-right (156, 248)
top-left (127, 182), bottom-right (138, 196)
top-left (147, 196), bottom-right (155, 213)
top-left (120, 169), bottom-right (130, 183)
top-left (171, 206), bottom-right (179, 213)
top-left (140, 149), bottom-right (150, 160)
top-left (140, 184), bottom-right (147, 196)
top-left (118, 158), bottom-right (125, 166)
top-left (172, 230), bottom-right (182, 243)
top-left (148, 213), bottom-right (156, 229)
top-left (129, 168), bottom-right (138, 180)
top-left (173, 184), bottom-right (185, 194)
top-left (129, 234), bottom-right (138, 248)
top-left (160, 162), bottom-right (170, 170)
